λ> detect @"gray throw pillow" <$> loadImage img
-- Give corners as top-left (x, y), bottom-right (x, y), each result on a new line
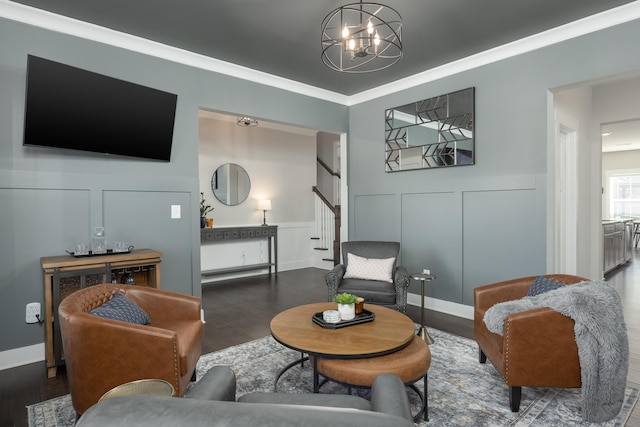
top-left (89, 292), bottom-right (151, 324)
top-left (526, 276), bottom-right (564, 297)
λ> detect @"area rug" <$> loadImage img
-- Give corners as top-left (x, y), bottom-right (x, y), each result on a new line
top-left (28, 328), bottom-right (638, 426)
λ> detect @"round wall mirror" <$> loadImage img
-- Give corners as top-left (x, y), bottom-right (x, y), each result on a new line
top-left (211, 163), bottom-right (251, 206)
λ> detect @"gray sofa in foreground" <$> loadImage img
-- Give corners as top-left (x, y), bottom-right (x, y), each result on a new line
top-left (76, 366), bottom-right (415, 427)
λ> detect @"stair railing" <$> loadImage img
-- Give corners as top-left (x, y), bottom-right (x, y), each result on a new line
top-left (312, 186), bottom-right (340, 266)
top-left (317, 157), bottom-right (340, 206)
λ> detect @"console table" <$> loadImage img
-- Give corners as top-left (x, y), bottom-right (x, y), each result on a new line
top-left (200, 225), bottom-right (277, 277)
top-left (41, 249), bottom-right (162, 378)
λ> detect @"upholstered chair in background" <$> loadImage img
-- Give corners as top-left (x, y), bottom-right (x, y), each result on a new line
top-left (325, 241), bottom-right (410, 312)
top-left (58, 283), bottom-right (202, 414)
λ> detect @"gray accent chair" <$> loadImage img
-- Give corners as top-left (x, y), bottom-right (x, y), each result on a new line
top-left (325, 241), bottom-right (411, 312)
top-left (76, 366), bottom-right (415, 427)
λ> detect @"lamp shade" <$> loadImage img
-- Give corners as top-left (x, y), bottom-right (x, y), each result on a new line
top-left (257, 199), bottom-right (272, 211)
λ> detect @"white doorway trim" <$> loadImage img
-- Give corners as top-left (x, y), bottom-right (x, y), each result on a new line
top-left (339, 132), bottom-right (349, 243)
top-left (554, 109), bottom-right (579, 274)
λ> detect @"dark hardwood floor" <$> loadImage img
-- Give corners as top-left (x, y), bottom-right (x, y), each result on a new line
top-left (200, 267), bottom-right (472, 355)
top-left (604, 253), bottom-right (640, 426)
top-left (3, 261), bottom-right (639, 426)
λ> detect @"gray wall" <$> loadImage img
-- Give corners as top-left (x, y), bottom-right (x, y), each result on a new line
top-left (0, 18), bottom-right (347, 354)
top-left (347, 18), bottom-right (640, 304)
top-left (4, 12), bottom-right (640, 356)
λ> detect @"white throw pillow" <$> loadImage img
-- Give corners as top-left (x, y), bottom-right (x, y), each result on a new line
top-left (343, 253), bottom-right (395, 283)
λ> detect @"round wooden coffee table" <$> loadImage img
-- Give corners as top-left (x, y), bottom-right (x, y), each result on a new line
top-left (270, 302), bottom-right (415, 392)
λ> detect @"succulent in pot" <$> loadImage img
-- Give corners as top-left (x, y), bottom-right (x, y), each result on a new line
top-left (333, 292), bottom-right (358, 320)
top-left (333, 292), bottom-right (358, 304)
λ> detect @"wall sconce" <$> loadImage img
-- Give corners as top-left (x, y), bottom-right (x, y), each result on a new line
top-left (257, 199), bottom-right (272, 226)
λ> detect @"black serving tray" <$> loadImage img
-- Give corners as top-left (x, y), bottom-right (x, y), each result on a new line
top-left (312, 309), bottom-right (375, 329)
top-left (66, 247), bottom-right (134, 258)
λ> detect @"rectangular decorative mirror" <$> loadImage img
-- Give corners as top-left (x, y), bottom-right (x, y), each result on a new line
top-left (385, 87), bottom-right (475, 172)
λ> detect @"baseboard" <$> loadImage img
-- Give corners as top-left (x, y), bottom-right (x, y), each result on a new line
top-left (201, 259), bottom-right (313, 284)
top-left (312, 259), bottom-right (333, 270)
top-left (278, 259), bottom-right (313, 271)
top-left (407, 293), bottom-right (474, 320)
top-left (0, 343), bottom-right (44, 371)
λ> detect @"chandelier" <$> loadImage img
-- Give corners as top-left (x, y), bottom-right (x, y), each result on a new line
top-left (321, 1), bottom-right (402, 73)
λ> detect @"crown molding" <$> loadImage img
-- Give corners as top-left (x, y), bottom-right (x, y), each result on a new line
top-left (2, 0), bottom-right (640, 107)
top-left (348, 1), bottom-right (640, 105)
top-left (0, 0), bottom-right (349, 105)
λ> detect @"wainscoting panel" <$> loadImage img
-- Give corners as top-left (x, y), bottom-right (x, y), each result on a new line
top-left (462, 188), bottom-right (545, 305)
top-left (401, 192), bottom-right (463, 302)
top-left (103, 190), bottom-right (193, 296)
top-left (277, 222), bottom-right (314, 271)
top-left (201, 239), bottom-right (268, 280)
top-left (353, 194), bottom-right (397, 241)
top-left (0, 188), bottom-right (90, 353)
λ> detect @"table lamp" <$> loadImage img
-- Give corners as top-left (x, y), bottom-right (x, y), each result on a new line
top-left (257, 199), bottom-right (271, 226)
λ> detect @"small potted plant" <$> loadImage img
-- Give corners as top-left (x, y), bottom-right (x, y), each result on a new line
top-left (333, 292), bottom-right (358, 321)
top-left (200, 192), bottom-right (214, 228)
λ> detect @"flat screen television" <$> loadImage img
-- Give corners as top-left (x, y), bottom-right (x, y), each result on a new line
top-left (23, 55), bottom-right (178, 161)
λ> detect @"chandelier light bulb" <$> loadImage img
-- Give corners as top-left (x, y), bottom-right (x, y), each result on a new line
top-left (342, 24), bottom-right (349, 39)
top-left (367, 19), bottom-right (374, 34)
top-left (374, 31), bottom-right (380, 45)
top-left (348, 38), bottom-right (356, 50)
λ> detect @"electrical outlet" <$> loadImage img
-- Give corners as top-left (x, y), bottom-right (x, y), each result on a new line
top-left (26, 302), bottom-right (41, 324)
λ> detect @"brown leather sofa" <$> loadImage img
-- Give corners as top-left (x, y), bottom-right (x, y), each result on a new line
top-left (58, 283), bottom-right (203, 414)
top-left (473, 274), bottom-right (588, 411)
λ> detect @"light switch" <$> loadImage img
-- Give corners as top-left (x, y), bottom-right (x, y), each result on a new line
top-left (171, 205), bottom-right (181, 219)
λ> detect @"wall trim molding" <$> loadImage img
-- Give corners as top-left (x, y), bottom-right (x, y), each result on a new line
top-left (407, 293), bottom-right (473, 320)
top-left (0, 0), bottom-right (348, 105)
top-left (0, 343), bottom-right (44, 371)
top-left (349, 2), bottom-right (640, 105)
top-left (2, 0), bottom-right (640, 106)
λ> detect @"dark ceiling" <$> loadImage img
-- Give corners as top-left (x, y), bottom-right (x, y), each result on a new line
top-left (9, 0), bottom-right (636, 96)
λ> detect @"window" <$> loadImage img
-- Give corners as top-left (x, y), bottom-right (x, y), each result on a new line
top-left (609, 174), bottom-right (640, 218)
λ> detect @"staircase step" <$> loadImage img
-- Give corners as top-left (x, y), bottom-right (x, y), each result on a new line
top-left (314, 247), bottom-right (329, 251)
top-left (310, 237), bottom-right (320, 240)
top-left (322, 258), bottom-right (335, 262)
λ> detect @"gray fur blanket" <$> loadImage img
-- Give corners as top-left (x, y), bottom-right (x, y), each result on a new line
top-left (483, 280), bottom-right (628, 422)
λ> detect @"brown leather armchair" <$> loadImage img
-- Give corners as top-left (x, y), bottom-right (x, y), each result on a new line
top-left (58, 284), bottom-right (203, 414)
top-left (473, 274), bottom-right (588, 412)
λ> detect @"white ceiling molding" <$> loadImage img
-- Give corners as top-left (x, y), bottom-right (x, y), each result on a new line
top-left (2, 0), bottom-right (640, 107)
top-left (0, 0), bottom-right (349, 105)
top-left (348, 1), bottom-right (640, 106)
